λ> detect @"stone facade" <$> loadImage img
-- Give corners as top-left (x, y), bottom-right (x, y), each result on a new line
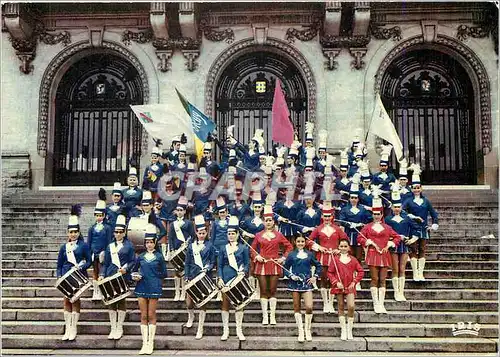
top-left (1, 2), bottom-right (498, 189)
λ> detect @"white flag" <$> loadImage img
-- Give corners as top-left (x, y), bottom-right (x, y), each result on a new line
top-left (369, 94), bottom-right (404, 162)
top-left (130, 104), bottom-right (196, 152)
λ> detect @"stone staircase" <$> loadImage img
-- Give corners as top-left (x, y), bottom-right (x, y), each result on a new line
top-left (2, 189), bottom-right (499, 353)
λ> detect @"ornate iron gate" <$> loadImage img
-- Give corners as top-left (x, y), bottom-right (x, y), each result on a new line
top-left (54, 52), bottom-right (144, 185)
top-left (380, 49), bottom-right (476, 184)
top-left (215, 51), bottom-right (308, 157)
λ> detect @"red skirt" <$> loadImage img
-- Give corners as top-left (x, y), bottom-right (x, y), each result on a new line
top-left (317, 251), bottom-right (333, 266)
top-left (364, 247), bottom-right (392, 267)
top-left (330, 285), bottom-right (358, 296)
top-left (254, 260), bottom-right (282, 276)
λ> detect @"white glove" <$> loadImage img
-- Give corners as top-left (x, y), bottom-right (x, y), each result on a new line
top-left (290, 274), bottom-right (301, 281)
top-left (161, 243), bottom-right (167, 260)
top-left (98, 251), bottom-right (105, 264)
top-left (228, 136), bottom-right (237, 145)
top-left (238, 265), bottom-right (245, 273)
top-left (407, 214), bottom-right (416, 219)
top-left (365, 239), bottom-right (374, 247)
top-left (77, 260), bottom-right (86, 269)
top-left (431, 223), bottom-right (439, 231)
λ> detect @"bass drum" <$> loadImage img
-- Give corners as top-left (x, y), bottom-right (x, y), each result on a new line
top-left (127, 217), bottom-right (149, 248)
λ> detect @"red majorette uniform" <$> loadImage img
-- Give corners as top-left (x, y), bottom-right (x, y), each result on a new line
top-left (251, 227), bottom-right (293, 275)
top-left (328, 254), bottom-right (364, 296)
top-left (357, 221), bottom-right (401, 267)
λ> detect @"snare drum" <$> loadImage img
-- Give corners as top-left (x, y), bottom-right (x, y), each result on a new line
top-left (222, 273), bottom-right (254, 310)
top-left (97, 272), bottom-right (132, 305)
top-left (55, 266), bottom-right (92, 303)
top-left (127, 217), bottom-right (149, 247)
top-left (168, 244), bottom-right (187, 276)
top-left (185, 272), bottom-right (219, 308)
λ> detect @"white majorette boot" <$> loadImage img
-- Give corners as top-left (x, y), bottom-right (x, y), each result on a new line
top-left (399, 276), bottom-right (407, 301)
top-left (139, 324), bottom-right (148, 355)
top-left (92, 280), bottom-right (101, 300)
top-left (68, 312), bottom-right (79, 341)
top-left (370, 286), bottom-right (381, 313)
top-left (185, 309), bottom-right (195, 328)
top-left (195, 310), bottom-right (206, 340)
top-left (339, 315), bottom-right (347, 341)
top-left (269, 297), bottom-right (278, 325)
top-left (392, 277), bottom-right (401, 301)
top-left (328, 291), bottom-right (336, 313)
top-left (180, 278), bottom-right (186, 301)
top-left (221, 311), bottom-right (230, 341)
top-left (304, 314), bottom-right (313, 341)
top-left (378, 287), bottom-right (388, 313)
top-left (418, 257), bottom-right (426, 281)
top-left (146, 324), bottom-right (156, 355)
top-left (108, 310), bottom-right (117, 339)
top-left (347, 317), bottom-right (354, 340)
top-left (61, 311), bottom-right (72, 341)
top-left (235, 310), bottom-right (246, 341)
top-left (115, 310), bottom-right (126, 339)
top-left (174, 277), bottom-right (181, 301)
top-left (320, 288), bottom-right (329, 313)
top-left (260, 298), bottom-right (269, 325)
top-left (294, 312), bottom-right (305, 342)
top-left (410, 257), bottom-right (419, 281)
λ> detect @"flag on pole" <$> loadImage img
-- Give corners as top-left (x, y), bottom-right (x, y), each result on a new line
top-left (130, 104), bottom-right (196, 151)
top-left (369, 93), bottom-right (405, 162)
top-left (272, 79), bottom-right (294, 147)
top-left (175, 88), bottom-right (216, 162)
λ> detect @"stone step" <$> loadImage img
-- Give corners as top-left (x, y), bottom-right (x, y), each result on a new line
top-left (2, 297), bottom-right (497, 312)
top-left (3, 308), bottom-right (497, 324)
top-left (3, 286), bottom-right (496, 300)
top-left (1, 321), bottom-right (497, 338)
top-left (1, 334), bottom-right (497, 352)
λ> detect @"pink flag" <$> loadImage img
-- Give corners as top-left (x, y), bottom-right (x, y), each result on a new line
top-left (272, 79), bottom-right (294, 147)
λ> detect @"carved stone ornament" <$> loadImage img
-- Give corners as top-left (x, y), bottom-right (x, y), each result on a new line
top-left (182, 50), bottom-right (200, 72)
top-left (199, 19), bottom-right (235, 44)
top-left (349, 48), bottom-right (367, 70)
top-left (285, 20), bottom-right (321, 43)
top-left (156, 50), bottom-right (173, 72)
top-left (152, 37), bottom-right (201, 51)
top-left (122, 29), bottom-right (154, 45)
top-left (37, 41), bottom-right (150, 157)
top-left (370, 25), bottom-right (402, 41)
top-left (375, 35), bottom-right (492, 155)
top-left (456, 24), bottom-right (490, 42)
top-left (320, 35), bottom-right (370, 48)
top-left (322, 48), bottom-right (341, 70)
top-left (205, 37), bottom-right (316, 122)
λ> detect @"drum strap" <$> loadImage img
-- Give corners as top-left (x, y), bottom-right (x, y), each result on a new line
top-left (110, 242), bottom-right (123, 268)
top-left (193, 243), bottom-right (204, 269)
top-left (65, 242), bottom-right (78, 266)
top-left (174, 220), bottom-right (186, 242)
top-left (226, 244), bottom-right (239, 272)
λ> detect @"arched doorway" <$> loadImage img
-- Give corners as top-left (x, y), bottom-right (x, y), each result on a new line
top-left (380, 48), bottom-right (476, 184)
top-left (53, 51), bottom-right (144, 185)
top-left (214, 50), bottom-right (308, 156)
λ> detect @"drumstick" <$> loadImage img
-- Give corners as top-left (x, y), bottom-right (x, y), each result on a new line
top-left (238, 233), bottom-right (304, 282)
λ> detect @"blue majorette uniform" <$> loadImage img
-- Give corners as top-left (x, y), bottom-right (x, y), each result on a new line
top-left (184, 239), bottom-right (217, 280)
top-left (274, 199), bottom-right (304, 237)
top-left (338, 183), bottom-right (372, 246)
top-left (227, 199), bottom-right (251, 221)
top-left (132, 191), bottom-right (167, 240)
top-left (105, 182), bottom-right (125, 229)
top-left (57, 236), bottom-right (92, 278)
top-left (133, 225), bottom-right (168, 298)
top-left (402, 193), bottom-right (439, 239)
top-left (384, 211), bottom-right (412, 254)
top-left (283, 248), bottom-right (322, 292)
top-left (88, 199), bottom-right (113, 261)
top-left (210, 197), bottom-right (230, 254)
top-left (122, 167), bottom-right (143, 218)
top-left (142, 146), bottom-right (164, 193)
top-left (218, 241), bottom-right (250, 285)
top-left (168, 215), bottom-right (195, 251)
top-left (296, 204), bottom-right (322, 232)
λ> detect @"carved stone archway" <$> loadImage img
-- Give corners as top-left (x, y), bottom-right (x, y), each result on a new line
top-left (205, 37), bottom-right (317, 123)
top-left (374, 35), bottom-right (492, 155)
top-left (37, 40), bottom-right (150, 159)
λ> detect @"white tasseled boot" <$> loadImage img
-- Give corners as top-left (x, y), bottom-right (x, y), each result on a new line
top-left (235, 310), bottom-right (246, 341)
top-left (146, 324), bottom-right (156, 355)
top-left (378, 287), bottom-right (387, 313)
top-left (139, 324), bottom-right (148, 355)
top-left (92, 280), bottom-right (101, 301)
top-left (260, 298), bottom-right (269, 325)
top-left (320, 288), bottom-right (329, 313)
top-left (399, 277), bottom-right (407, 301)
top-left (250, 276), bottom-right (260, 300)
top-left (410, 257), bottom-right (419, 281)
top-left (347, 317), bottom-right (354, 340)
top-left (304, 314), bottom-right (313, 341)
top-left (294, 312), bottom-right (304, 342)
top-left (328, 291), bottom-right (336, 313)
top-left (195, 311), bottom-right (206, 340)
top-left (108, 310), bottom-right (117, 339)
top-left (221, 311), bottom-right (230, 341)
top-left (418, 258), bottom-right (426, 281)
top-left (370, 287), bottom-right (381, 313)
top-left (61, 311), bottom-right (72, 341)
top-left (392, 277), bottom-right (401, 301)
top-left (180, 278), bottom-right (186, 300)
top-left (185, 309), bottom-right (195, 328)
top-left (269, 297), bottom-right (277, 325)
top-left (68, 312), bottom-right (79, 341)
top-left (115, 310), bottom-right (126, 339)
top-left (174, 277), bottom-right (181, 301)
top-left (339, 315), bottom-right (347, 340)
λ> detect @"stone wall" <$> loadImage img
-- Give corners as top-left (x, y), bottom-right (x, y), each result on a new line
top-left (2, 152), bottom-right (31, 194)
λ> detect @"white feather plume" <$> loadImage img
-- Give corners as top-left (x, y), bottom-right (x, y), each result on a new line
top-left (305, 121), bottom-right (315, 135)
top-left (227, 125), bottom-right (235, 138)
top-left (408, 163), bottom-right (422, 175)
